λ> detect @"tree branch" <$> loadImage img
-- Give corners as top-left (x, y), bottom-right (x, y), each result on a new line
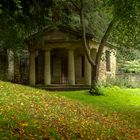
top-left (80, 0), bottom-right (96, 66)
top-left (94, 18), bottom-right (117, 82)
top-left (69, 0), bottom-right (81, 11)
top-left (96, 18), bottom-right (117, 65)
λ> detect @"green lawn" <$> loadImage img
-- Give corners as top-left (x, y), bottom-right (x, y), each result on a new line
top-left (0, 81), bottom-right (140, 140)
top-left (56, 86), bottom-right (140, 112)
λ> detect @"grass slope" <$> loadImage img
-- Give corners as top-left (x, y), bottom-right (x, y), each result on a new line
top-left (0, 81), bottom-right (140, 139)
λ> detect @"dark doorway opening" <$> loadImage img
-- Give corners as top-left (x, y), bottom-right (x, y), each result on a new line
top-left (51, 48), bottom-right (68, 84)
top-left (61, 57), bottom-right (68, 84)
top-left (35, 51), bottom-right (44, 85)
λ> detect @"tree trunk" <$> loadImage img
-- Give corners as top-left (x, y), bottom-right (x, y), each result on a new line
top-left (92, 18), bottom-right (116, 88)
top-left (79, 0), bottom-right (117, 94)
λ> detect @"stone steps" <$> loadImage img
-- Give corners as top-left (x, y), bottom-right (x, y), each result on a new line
top-left (35, 84), bottom-right (90, 91)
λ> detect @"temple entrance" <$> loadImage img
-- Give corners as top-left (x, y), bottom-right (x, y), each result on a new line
top-left (51, 48), bottom-right (68, 84)
top-left (61, 57), bottom-right (68, 84)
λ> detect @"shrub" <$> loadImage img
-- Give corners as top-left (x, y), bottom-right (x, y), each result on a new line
top-left (120, 59), bottom-right (140, 74)
top-left (89, 86), bottom-right (104, 96)
top-left (100, 76), bottom-right (140, 88)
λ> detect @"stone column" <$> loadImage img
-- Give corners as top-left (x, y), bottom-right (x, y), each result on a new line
top-left (85, 51), bottom-right (91, 85)
top-left (14, 54), bottom-right (21, 83)
top-left (7, 50), bottom-right (14, 81)
top-left (68, 49), bottom-right (75, 85)
top-left (44, 49), bottom-right (51, 85)
top-left (29, 51), bottom-right (36, 86)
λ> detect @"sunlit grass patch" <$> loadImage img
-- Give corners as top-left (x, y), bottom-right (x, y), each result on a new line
top-left (57, 86), bottom-right (140, 111)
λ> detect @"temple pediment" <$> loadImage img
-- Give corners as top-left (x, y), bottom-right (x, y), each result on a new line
top-left (42, 29), bottom-right (81, 42)
top-left (26, 25), bottom-right (93, 43)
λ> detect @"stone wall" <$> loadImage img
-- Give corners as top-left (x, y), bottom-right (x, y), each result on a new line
top-left (109, 49), bottom-right (116, 78)
top-left (117, 73), bottom-right (140, 83)
top-left (95, 48), bottom-right (116, 82)
top-left (7, 50), bottom-right (30, 84)
top-left (89, 41), bottom-right (116, 82)
top-left (98, 58), bottom-right (106, 81)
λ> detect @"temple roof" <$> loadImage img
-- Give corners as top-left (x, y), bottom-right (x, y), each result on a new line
top-left (25, 25), bottom-right (94, 43)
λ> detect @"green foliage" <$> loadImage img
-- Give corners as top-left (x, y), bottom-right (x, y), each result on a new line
top-left (117, 48), bottom-right (140, 61)
top-left (106, 0), bottom-right (140, 49)
top-left (0, 4), bottom-right (2, 14)
top-left (116, 49), bottom-right (140, 88)
top-left (120, 60), bottom-right (140, 74)
top-left (1, 0), bottom-right (140, 52)
top-left (106, 0), bottom-right (140, 20)
top-left (13, 0), bottom-right (23, 16)
top-left (0, 0), bottom-right (53, 52)
top-left (89, 86), bottom-right (104, 96)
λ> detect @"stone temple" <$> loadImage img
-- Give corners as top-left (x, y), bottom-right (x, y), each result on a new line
top-left (0, 25), bottom-right (116, 88)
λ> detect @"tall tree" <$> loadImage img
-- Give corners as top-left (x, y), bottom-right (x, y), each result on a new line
top-left (69, 0), bottom-right (140, 94)
top-left (0, 0), bottom-right (53, 51)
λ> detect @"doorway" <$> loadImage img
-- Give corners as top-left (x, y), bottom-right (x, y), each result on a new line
top-left (51, 48), bottom-right (68, 84)
top-left (61, 57), bottom-right (68, 84)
